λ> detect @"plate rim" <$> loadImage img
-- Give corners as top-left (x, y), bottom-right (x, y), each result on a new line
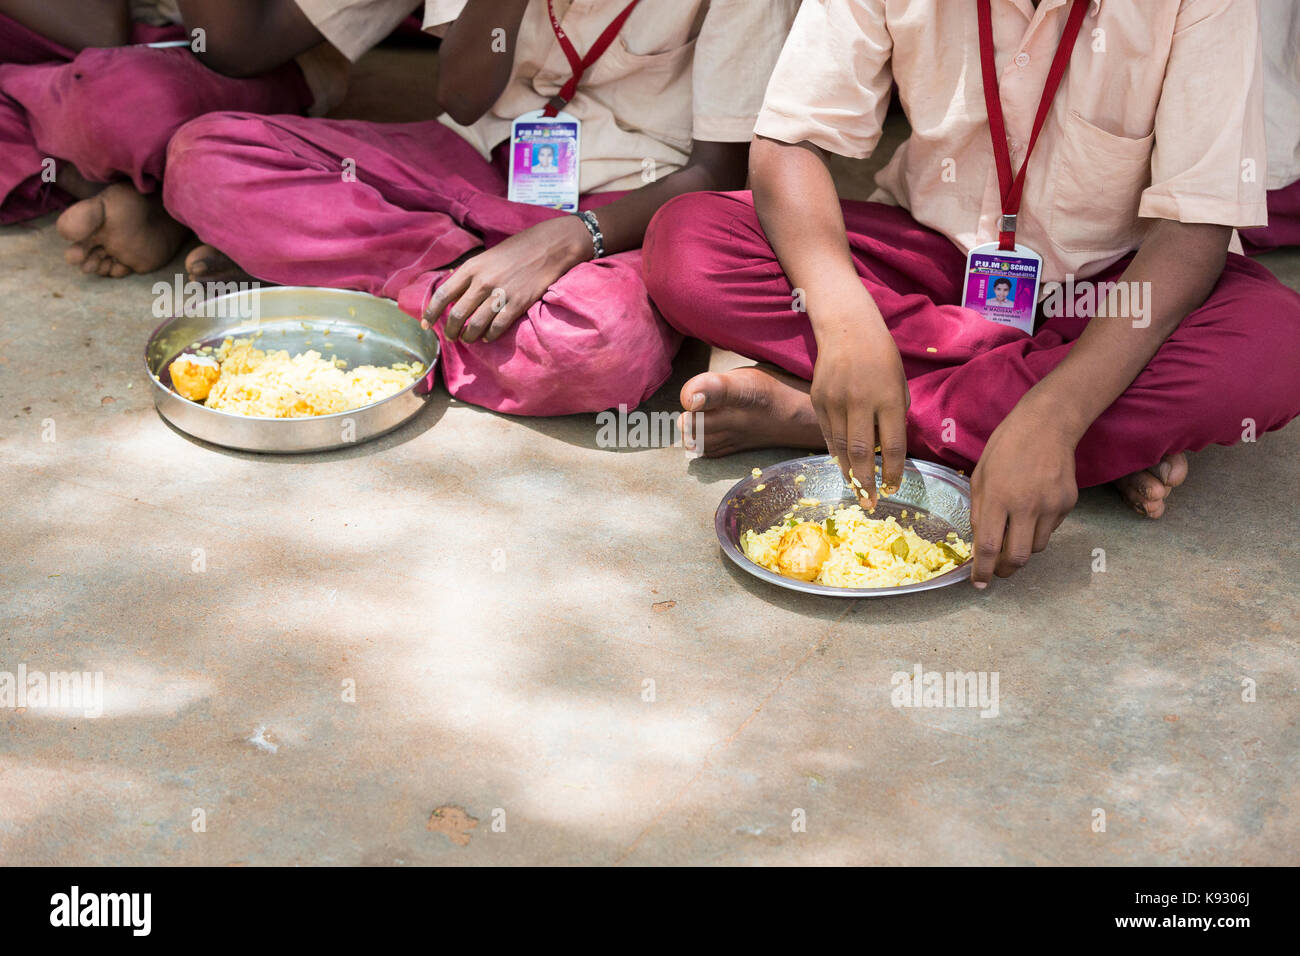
top-left (143, 286), bottom-right (439, 426)
top-left (714, 453), bottom-right (973, 598)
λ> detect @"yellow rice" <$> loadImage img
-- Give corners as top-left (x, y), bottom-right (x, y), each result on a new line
top-left (740, 504), bottom-right (971, 588)
top-left (188, 337), bottom-right (421, 418)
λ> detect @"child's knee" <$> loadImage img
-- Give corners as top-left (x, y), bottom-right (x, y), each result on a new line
top-left (162, 113), bottom-right (260, 220)
top-left (1179, 264), bottom-right (1300, 435)
top-left (61, 49), bottom-right (194, 127)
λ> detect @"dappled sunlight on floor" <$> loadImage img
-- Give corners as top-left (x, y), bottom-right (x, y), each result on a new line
top-left (2, 85), bottom-right (1298, 862)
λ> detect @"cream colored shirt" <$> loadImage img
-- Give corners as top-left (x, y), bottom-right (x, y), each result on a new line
top-left (424, 0), bottom-right (800, 193)
top-left (1261, 0), bottom-right (1300, 189)
top-left (756, 0), bottom-right (1269, 284)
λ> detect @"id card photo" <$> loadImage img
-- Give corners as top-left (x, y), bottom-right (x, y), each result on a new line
top-left (508, 110), bottom-right (581, 212)
top-left (962, 247), bottom-right (1042, 334)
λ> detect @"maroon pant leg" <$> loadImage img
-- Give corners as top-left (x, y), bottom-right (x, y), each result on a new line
top-left (643, 190), bottom-right (1300, 486)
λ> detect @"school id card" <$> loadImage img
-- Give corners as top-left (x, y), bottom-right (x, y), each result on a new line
top-left (508, 109), bottom-right (581, 213)
top-left (962, 242), bottom-right (1043, 335)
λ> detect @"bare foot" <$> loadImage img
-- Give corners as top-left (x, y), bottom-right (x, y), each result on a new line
top-left (57, 182), bottom-right (188, 278)
top-left (185, 243), bottom-right (252, 283)
top-left (1114, 452), bottom-right (1189, 519)
top-left (55, 163), bottom-right (104, 201)
top-left (680, 364), bottom-right (822, 457)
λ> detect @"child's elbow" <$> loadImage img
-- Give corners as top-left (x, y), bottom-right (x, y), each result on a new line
top-left (69, 7), bottom-right (131, 49)
top-left (440, 101), bottom-right (487, 126)
top-left (103, 16), bottom-right (133, 48)
top-left (194, 46), bottom-right (263, 78)
top-left (190, 29), bottom-right (273, 78)
top-left (434, 68), bottom-right (498, 126)
top-left (436, 88), bottom-right (490, 126)
top-left (710, 164), bottom-right (749, 192)
top-left (690, 142), bottom-right (752, 192)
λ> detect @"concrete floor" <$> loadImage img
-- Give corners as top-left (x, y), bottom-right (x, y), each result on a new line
top-left (1, 48), bottom-right (1297, 866)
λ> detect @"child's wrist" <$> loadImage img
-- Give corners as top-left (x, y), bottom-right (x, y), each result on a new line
top-left (1013, 385), bottom-right (1090, 446)
top-left (547, 213), bottom-right (597, 267)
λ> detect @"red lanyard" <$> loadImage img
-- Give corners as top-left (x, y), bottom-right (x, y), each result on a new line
top-left (542, 0), bottom-right (643, 117)
top-left (977, 0), bottom-right (1088, 250)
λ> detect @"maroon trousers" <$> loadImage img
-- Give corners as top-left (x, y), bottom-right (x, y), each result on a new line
top-left (1240, 179), bottom-right (1300, 254)
top-left (642, 191), bottom-right (1300, 488)
top-left (0, 13), bottom-right (311, 224)
top-left (161, 113), bottom-right (680, 415)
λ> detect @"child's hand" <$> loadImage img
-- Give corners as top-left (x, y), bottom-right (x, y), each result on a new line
top-left (969, 404), bottom-right (1078, 588)
top-left (809, 317), bottom-right (909, 509)
top-left (423, 215), bottom-right (593, 343)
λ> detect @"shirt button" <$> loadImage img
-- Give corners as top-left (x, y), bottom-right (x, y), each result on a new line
top-left (1014, 51), bottom-right (1030, 67)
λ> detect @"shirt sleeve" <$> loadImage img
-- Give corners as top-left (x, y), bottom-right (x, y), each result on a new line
top-left (422, 0), bottom-right (468, 37)
top-left (1138, 0), bottom-right (1269, 227)
top-left (753, 0), bottom-right (893, 159)
top-left (691, 0), bottom-right (801, 143)
top-left (1260, 0), bottom-right (1300, 189)
top-left (294, 0), bottom-right (423, 62)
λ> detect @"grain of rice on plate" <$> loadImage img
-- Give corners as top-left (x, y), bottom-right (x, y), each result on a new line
top-left (168, 338), bottom-right (422, 418)
top-left (741, 504), bottom-right (971, 588)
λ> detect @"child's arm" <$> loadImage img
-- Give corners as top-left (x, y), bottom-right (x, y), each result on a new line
top-left (175, 0), bottom-right (324, 77)
top-left (425, 0), bottom-right (794, 349)
top-left (970, 0), bottom-right (1265, 587)
top-left (425, 138), bottom-right (750, 343)
top-left (0, 0), bottom-right (130, 50)
top-left (748, 135), bottom-right (909, 507)
top-left (436, 0), bottom-right (530, 125)
top-left (968, 219), bottom-right (1232, 587)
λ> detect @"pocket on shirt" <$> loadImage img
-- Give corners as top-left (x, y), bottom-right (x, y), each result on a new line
top-left (1046, 110), bottom-right (1153, 255)
top-left (593, 36), bottom-right (697, 147)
